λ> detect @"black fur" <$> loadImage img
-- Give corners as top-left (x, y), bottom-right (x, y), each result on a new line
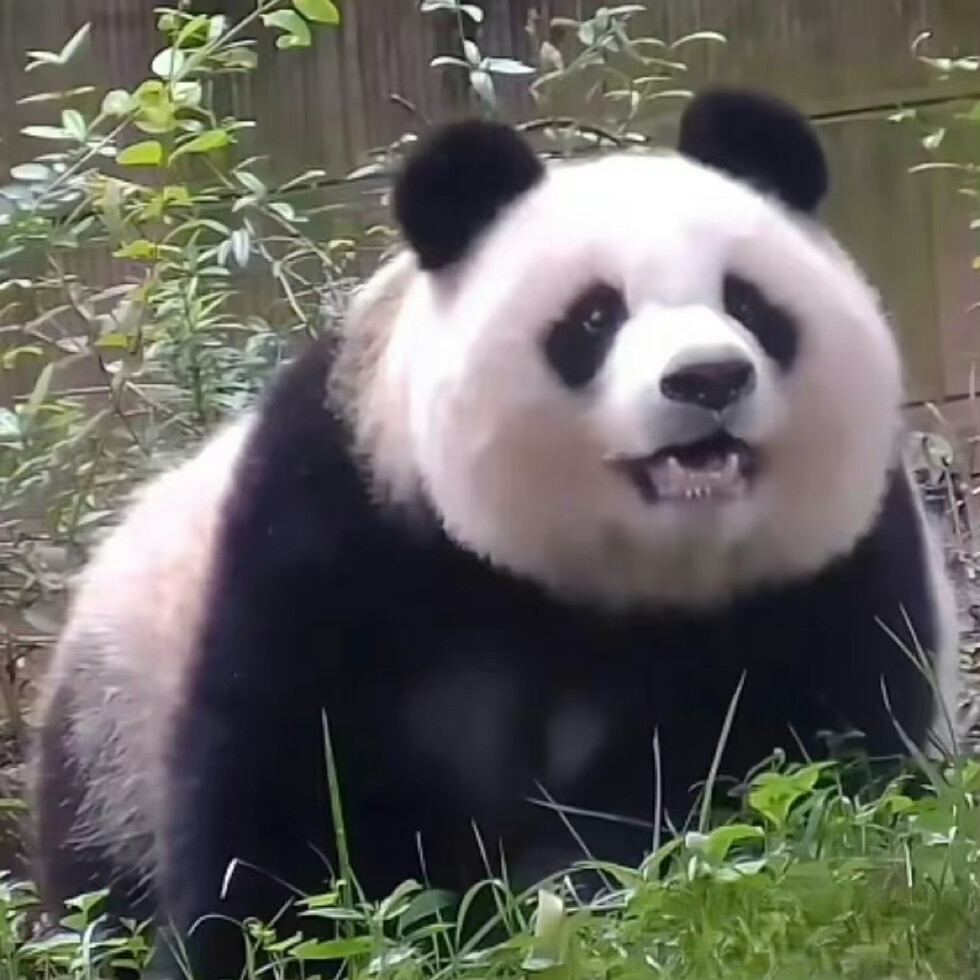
top-left (155, 334), bottom-right (939, 980)
top-left (393, 119), bottom-right (544, 271)
top-left (723, 273), bottom-right (800, 371)
top-left (543, 283), bottom-right (629, 389)
top-left (679, 89), bottom-right (829, 213)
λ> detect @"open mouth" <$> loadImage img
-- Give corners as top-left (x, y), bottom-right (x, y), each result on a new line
top-left (614, 432), bottom-right (760, 505)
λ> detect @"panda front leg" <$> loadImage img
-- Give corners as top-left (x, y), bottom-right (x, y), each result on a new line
top-left (31, 674), bottom-right (157, 928)
top-left (156, 670), bottom-right (334, 980)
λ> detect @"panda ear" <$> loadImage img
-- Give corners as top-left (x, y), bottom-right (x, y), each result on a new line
top-left (677, 88), bottom-right (828, 214)
top-left (393, 120), bottom-right (544, 272)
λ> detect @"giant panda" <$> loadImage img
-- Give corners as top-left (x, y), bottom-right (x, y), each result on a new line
top-left (29, 87), bottom-right (960, 980)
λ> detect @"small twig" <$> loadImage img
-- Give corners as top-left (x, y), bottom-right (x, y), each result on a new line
top-left (388, 93), bottom-right (431, 127)
top-left (47, 255), bottom-right (149, 457)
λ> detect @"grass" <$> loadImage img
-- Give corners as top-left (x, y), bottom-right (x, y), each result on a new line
top-left (2, 750), bottom-right (979, 980)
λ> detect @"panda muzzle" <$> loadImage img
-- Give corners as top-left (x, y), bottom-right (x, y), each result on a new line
top-left (613, 431), bottom-right (758, 504)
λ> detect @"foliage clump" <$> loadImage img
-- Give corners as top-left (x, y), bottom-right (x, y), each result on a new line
top-left (2, 757), bottom-right (979, 979)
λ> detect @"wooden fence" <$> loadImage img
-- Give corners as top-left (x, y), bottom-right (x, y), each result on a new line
top-left (3, 1), bottom-right (980, 453)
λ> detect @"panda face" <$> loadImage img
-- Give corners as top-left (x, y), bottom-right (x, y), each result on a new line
top-left (374, 92), bottom-right (903, 609)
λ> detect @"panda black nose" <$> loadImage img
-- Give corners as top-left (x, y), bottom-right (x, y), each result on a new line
top-left (660, 358), bottom-right (756, 412)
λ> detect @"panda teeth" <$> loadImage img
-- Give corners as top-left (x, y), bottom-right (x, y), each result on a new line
top-left (653, 450), bottom-right (745, 502)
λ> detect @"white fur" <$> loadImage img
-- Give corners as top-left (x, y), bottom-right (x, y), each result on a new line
top-left (367, 150), bottom-right (907, 610)
top-left (33, 415), bottom-right (255, 877)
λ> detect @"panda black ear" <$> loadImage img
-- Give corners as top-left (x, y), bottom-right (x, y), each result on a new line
top-left (678, 88), bottom-right (828, 214)
top-left (393, 120), bottom-right (544, 272)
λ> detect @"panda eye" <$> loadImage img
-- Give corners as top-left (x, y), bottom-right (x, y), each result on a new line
top-left (723, 273), bottom-right (799, 371)
top-left (542, 283), bottom-right (628, 389)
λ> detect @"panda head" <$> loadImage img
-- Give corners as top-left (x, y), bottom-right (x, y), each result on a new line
top-left (356, 89), bottom-right (904, 610)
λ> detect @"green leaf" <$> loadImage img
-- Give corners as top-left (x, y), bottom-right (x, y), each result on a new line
top-left (9, 163), bottom-right (53, 182)
top-left (152, 48), bottom-right (187, 79)
top-left (606, 4), bottom-right (647, 14)
top-left (268, 200), bottom-right (297, 221)
top-left (133, 79), bottom-right (166, 105)
top-left (25, 23), bottom-right (91, 71)
top-left (171, 129), bottom-right (231, 161)
top-left (21, 125), bottom-right (69, 140)
top-left (262, 10), bottom-right (312, 48)
top-left (113, 240), bottom-right (159, 261)
top-left (95, 332), bottom-right (133, 350)
top-left (218, 47), bottom-right (258, 71)
top-left (17, 85), bottom-right (96, 105)
top-left (421, 0), bottom-right (483, 20)
top-left (117, 140), bottom-right (165, 166)
top-left (430, 55), bottom-right (469, 70)
top-left (175, 14), bottom-right (210, 48)
top-left (376, 878), bottom-right (422, 920)
top-left (173, 81), bottom-right (203, 107)
top-left (25, 362), bottom-right (55, 418)
top-left (469, 68), bottom-right (495, 105)
top-left (523, 890), bottom-right (568, 971)
top-left (101, 89), bottom-right (132, 117)
top-left (236, 170), bottom-right (267, 195)
top-left (293, 0), bottom-right (340, 24)
top-left (290, 936), bottom-right (374, 960)
top-left (483, 57), bottom-right (535, 75)
top-left (61, 108), bottom-right (87, 141)
top-left (278, 168), bottom-right (326, 192)
top-left (24, 50), bottom-right (64, 70)
top-left (398, 889), bottom-right (456, 930)
top-left (58, 22), bottom-right (92, 63)
top-left (230, 228), bottom-right (251, 268)
top-left (539, 40), bottom-right (563, 71)
top-left (207, 15), bottom-right (228, 42)
top-left (908, 161), bottom-right (968, 174)
top-left (1, 345), bottom-right (42, 371)
top-left (0, 408), bottom-right (20, 442)
top-left (277, 31), bottom-right (312, 50)
top-left (686, 823), bottom-right (765, 864)
top-left (748, 763), bottom-right (831, 829)
top-left (670, 30), bottom-right (727, 49)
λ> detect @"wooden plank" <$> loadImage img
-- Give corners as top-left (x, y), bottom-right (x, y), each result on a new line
top-left (912, 105), bottom-right (980, 405)
top-left (659, 0), bottom-right (980, 116)
top-left (6, 1), bottom-right (980, 177)
top-left (816, 110), bottom-right (948, 404)
top-left (3, 0), bottom-right (980, 422)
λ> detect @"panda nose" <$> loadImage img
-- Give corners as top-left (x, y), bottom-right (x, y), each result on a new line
top-left (660, 357), bottom-right (756, 412)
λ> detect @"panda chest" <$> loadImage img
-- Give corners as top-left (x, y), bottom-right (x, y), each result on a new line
top-left (385, 605), bottom-right (660, 818)
top-left (402, 662), bottom-right (612, 803)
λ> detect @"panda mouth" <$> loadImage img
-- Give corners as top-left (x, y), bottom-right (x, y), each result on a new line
top-left (617, 432), bottom-right (759, 505)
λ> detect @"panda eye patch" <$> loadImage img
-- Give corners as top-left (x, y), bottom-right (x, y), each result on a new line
top-left (542, 283), bottom-right (628, 389)
top-left (723, 273), bottom-right (798, 371)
